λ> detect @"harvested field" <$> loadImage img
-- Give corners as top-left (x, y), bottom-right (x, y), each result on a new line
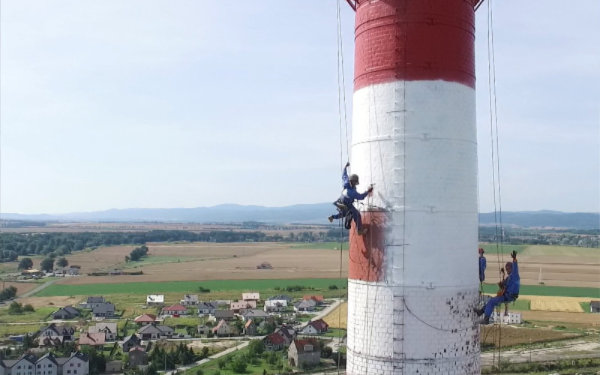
top-left (522, 310), bottom-right (600, 326)
top-left (481, 325), bottom-right (581, 348)
top-left (527, 295), bottom-right (589, 313)
top-left (15, 296), bottom-right (81, 309)
top-left (55, 242), bottom-right (348, 285)
top-left (322, 302), bottom-right (348, 328)
top-left (2, 282), bottom-right (39, 296)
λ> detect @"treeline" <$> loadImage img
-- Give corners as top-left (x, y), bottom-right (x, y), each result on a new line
top-left (0, 286), bottom-right (17, 302)
top-left (479, 226), bottom-right (599, 247)
top-left (0, 229), bottom-right (347, 261)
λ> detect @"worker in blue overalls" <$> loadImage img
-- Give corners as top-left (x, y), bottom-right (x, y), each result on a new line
top-left (328, 162), bottom-right (373, 235)
top-left (479, 247), bottom-right (487, 284)
top-left (475, 251), bottom-right (520, 324)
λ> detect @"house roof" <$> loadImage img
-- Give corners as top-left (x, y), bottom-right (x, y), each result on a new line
top-left (90, 322), bottom-right (117, 333)
top-left (303, 295), bottom-right (324, 302)
top-left (242, 309), bottom-right (269, 318)
top-left (92, 303), bottom-right (115, 314)
top-left (42, 323), bottom-right (75, 335)
top-left (38, 352), bottom-right (58, 365)
top-left (197, 301), bottom-right (218, 309)
top-left (265, 333), bottom-right (285, 345)
top-left (79, 333), bottom-right (106, 346)
top-left (162, 304), bottom-right (187, 312)
top-left (123, 335), bottom-right (141, 344)
top-left (244, 320), bottom-right (254, 329)
top-left (146, 294), bottom-right (164, 303)
top-left (267, 294), bottom-right (292, 302)
top-left (214, 310), bottom-right (235, 319)
top-left (293, 339), bottom-right (320, 354)
top-left (182, 294), bottom-right (199, 301)
top-left (134, 314), bottom-right (157, 322)
top-left (86, 296), bottom-right (105, 303)
top-left (55, 306), bottom-right (80, 316)
top-left (242, 292), bottom-right (260, 300)
top-left (213, 319), bottom-right (229, 332)
top-left (309, 319), bottom-right (328, 331)
top-left (294, 299), bottom-right (317, 309)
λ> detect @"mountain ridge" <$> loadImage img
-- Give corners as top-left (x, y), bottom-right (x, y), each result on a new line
top-left (2, 204), bottom-right (598, 229)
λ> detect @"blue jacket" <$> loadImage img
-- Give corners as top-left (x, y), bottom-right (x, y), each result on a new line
top-left (479, 256), bottom-right (486, 282)
top-left (504, 260), bottom-right (520, 297)
top-left (340, 167), bottom-right (369, 206)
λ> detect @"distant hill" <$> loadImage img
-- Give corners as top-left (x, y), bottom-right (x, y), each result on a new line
top-left (2, 205), bottom-right (598, 230)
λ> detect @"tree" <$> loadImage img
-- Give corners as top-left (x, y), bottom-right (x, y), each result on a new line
top-left (8, 301), bottom-right (23, 314)
top-left (56, 257), bottom-right (69, 268)
top-left (40, 257), bottom-right (54, 272)
top-left (230, 355), bottom-right (247, 373)
top-left (18, 257), bottom-right (33, 270)
top-left (248, 339), bottom-right (265, 357)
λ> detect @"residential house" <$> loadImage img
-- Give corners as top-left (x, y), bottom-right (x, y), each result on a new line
top-left (294, 299), bottom-right (317, 312)
top-left (39, 324), bottom-right (75, 344)
top-left (197, 302), bottom-right (218, 316)
top-left (197, 325), bottom-right (210, 336)
top-left (263, 333), bottom-right (286, 351)
top-left (3, 353), bottom-right (37, 375)
top-left (52, 306), bottom-right (80, 320)
top-left (79, 296), bottom-right (105, 309)
top-left (210, 310), bottom-right (235, 322)
top-left (299, 319), bottom-right (329, 335)
top-left (264, 299), bottom-right (287, 313)
top-left (303, 295), bottom-right (324, 305)
top-left (491, 312), bottom-right (522, 324)
top-left (128, 347), bottom-right (148, 368)
top-left (60, 352), bottom-right (90, 375)
top-left (66, 266), bottom-right (81, 276)
top-left (137, 324), bottom-right (174, 340)
top-left (288, 339), bottom-right (321, 369)
top-left (161, 304), bottom-right (188, 317)
top-left (242, 292), bottom-right (260, 303)
top-left (212, 319), bottom-right (237, 337)
top-left (105, 361), bottom-right (122, 374)
top-left (92, 303), bottom-right (115, 319)
top-left (180, 294), bottom-right (199, 306)
top-left (146, 295), bottom-right (164, 305)
top-left (134, 314), bottom-right (156, 326)
top-left (241, 309), bottom-right (269, 322)
top-left (88, 322), bottom-right (117, 341)
top-left (121, 335), bottom-right (142, 353)
top-left (274, 326), bottom-right (296, 346)
top-left (0, 352), bottom-right (89, 375)
top-left (78, 333), bottom-right (105, 347)
top-left (590, 301), bottom-right (600, 313)
top-left (36, 352), bottom-right (60, 375)
top-left (268, 295), bottom-right (292, 303)
top-left (244, 320), bottom-right (257, 336)
top-left (230, 300), bottom-right (256, 312)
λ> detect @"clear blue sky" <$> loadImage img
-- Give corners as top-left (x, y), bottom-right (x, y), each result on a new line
top-left (1, 0), bottom-right (598, 214)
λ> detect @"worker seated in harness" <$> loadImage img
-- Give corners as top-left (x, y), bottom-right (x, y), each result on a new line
top-left (328, 162), bottom-right (373, 236)
top-left (475, 250), bottom-right (520, 324)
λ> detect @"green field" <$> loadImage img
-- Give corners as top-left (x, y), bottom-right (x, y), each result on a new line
top-left (0, 306), bottom-right (56, 323)
top-left (521, 245), bottom-right (599, 257)
top-left (123, 255), bottom-right (204, 269)
top-left (481, 284), bottom-right (599, 298)
top-left (479, 244), bottom-right (528, 255)
top-left (35, 278), bottom-right (348, 297)
top-left (290, 242), bottom-right (348, 250)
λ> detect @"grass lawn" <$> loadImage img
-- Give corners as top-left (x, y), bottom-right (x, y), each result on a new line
top-left (290, 242), bottom-right (348, 250)
top-left (481, 284), bottom-right (599, 298)
top-left (479, 244), bottom-right (528, 255)
top-left (35, 278), bottom-right (348, 297)
top-left (0, 306), bottom-right (56, 323)
top-left (322, 328), bottom-right (347, 338)
top-left (0, 323), bottom-right (44, 336)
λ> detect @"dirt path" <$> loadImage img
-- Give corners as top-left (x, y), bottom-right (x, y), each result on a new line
top-left (481, 338), bottom-right (600, 366)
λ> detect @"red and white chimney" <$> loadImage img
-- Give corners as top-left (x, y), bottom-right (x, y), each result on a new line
top-left (346, 0), bottom-right (480, 373)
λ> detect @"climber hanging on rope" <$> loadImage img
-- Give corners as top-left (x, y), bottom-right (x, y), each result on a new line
top-left (475, 250), bottom-right (520, 324)
top-left (328, 162), bottom-right (373, 236)
top-left (479, 247), bottom-right (487, 284)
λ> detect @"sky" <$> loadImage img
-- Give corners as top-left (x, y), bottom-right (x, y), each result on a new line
top-left (1, 0), bottom-right (598, 215)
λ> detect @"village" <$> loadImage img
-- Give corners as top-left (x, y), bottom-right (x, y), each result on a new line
top-left (1, 291), bottom-right (344, 374)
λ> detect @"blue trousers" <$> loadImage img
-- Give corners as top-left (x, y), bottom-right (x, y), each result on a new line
top-left (484, 294), bottom-right (515, 318)
top-left (331, 204), bottom-right (362, 231)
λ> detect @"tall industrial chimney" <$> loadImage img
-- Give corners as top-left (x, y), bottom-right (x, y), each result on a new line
top-left (346, 0), bottom-right (480, 373)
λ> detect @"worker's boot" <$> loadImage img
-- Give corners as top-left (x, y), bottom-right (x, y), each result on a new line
top-left (473, 307), bottom-right (484, 317)
top-left (328, 216), bottom-right (334, 223)
top-left (480, 316), bottom-right (490, 325)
